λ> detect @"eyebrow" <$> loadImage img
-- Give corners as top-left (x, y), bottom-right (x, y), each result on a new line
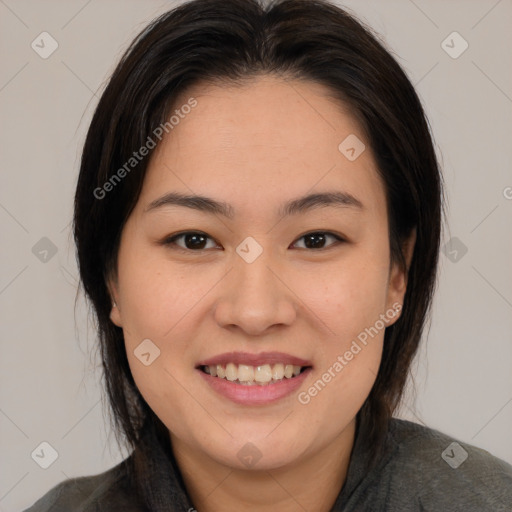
top-left (145, 190), bottom-right (364, 218)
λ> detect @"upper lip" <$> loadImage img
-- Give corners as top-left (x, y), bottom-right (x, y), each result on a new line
top-left (197, 351), bottom-right (312, 368)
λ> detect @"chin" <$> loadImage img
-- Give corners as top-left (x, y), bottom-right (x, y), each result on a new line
top-left (204, 430), bottom-right (310, 471)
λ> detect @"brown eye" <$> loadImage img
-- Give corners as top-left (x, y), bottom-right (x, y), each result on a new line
top-left (164, 232), bottom-right (218, 251)
top-left (292, 232), bottom-right (344, 250)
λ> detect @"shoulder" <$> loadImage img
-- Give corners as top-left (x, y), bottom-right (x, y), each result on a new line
top-left (23, 458), bottom-right (146, 512)
top-left (383, 418), bottom-right (512, 511)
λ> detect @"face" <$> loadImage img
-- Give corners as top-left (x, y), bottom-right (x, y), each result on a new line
top-left (109, 75), bottom-right (411, 471)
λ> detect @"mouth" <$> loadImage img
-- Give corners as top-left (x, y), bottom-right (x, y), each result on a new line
top-left (195, 352), bottom-right (313, 404)
top-left (198, 363), bottom-right (311, 386)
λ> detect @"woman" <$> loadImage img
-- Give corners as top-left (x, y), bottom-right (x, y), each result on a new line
top-left (26, 0), bottom-right (512, 510)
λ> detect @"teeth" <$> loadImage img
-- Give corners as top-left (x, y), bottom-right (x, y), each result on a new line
top-left (238, 364), bottom-right (254, 382)
top-left (203, 363), bottom-right (306, 385)
top-left (254, 364), bottom-right (272, 383)
top-left (225, 363), bottom-right (237, 381)
top-left (272, 363), bottom-right (284, 380)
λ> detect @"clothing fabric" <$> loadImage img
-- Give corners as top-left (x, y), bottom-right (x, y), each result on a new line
top-left (24, 418), bottom-right (512, 511)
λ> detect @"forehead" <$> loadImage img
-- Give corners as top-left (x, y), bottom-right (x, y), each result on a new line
top-left (166, 75), bottom-right (358, 153)
top-left (140, 75), bottom-right (386, 218)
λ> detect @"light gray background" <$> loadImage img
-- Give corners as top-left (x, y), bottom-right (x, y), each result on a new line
top-left (1, 0), bottom-right (511, 510)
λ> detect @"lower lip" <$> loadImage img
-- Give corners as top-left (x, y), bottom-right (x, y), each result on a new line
top-left (197, 368), bottom-right (312, 405)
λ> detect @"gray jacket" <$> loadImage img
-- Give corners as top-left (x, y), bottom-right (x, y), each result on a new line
top-left (24, 418), bottom-right (512, 511)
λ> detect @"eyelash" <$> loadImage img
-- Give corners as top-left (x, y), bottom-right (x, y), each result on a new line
top-left (161, 230), bottom-right (346, 253)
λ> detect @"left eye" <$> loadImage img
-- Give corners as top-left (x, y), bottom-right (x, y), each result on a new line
top-left (291, 232), bottom-right (343, 250)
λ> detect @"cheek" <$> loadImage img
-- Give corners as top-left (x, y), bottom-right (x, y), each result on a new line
top-left (291, 248), bottom-right (390, 338)
top-left (116, 245), bottom-right (218, 341)
top-left (116, 247), bottom-right (224, 413)
top-left (298, 312), bottom-right (385, 433)
top-left (291, 246), bottom-right (389, 408)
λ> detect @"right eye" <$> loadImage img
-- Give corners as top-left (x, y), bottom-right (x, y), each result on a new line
top-left (162, 231), bottom-right (220, 252)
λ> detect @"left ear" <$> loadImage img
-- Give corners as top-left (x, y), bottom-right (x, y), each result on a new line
top-left (385, 228), bottom-right (416, 317)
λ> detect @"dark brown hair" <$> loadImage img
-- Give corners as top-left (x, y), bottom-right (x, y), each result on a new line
top-left (74, 0), bottom-right (443, 479)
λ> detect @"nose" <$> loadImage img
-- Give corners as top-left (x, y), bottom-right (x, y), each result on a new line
top-left (213, 251), bottom-right (297, 336)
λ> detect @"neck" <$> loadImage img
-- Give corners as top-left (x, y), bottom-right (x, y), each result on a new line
top-left (171, 420), bottom-right (356, 512)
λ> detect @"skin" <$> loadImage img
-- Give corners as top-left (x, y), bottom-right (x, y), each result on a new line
top-left (109, 75), bottom-right (415, 511)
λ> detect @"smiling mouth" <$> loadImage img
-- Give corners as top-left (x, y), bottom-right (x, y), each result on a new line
top-left (199, 363), bottom-right (311, 386)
